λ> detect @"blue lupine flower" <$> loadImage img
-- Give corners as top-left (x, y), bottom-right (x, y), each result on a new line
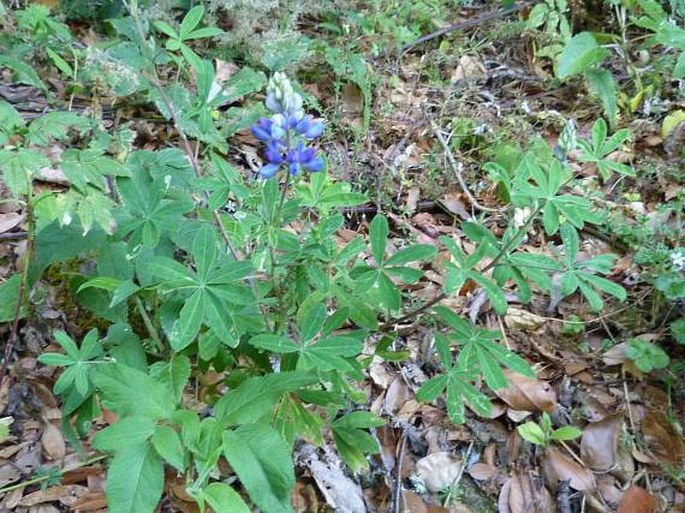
top-left (250, 73), bottom-right (324, 179)
top-left (264, 141), bottom-right (284, 164)
top-left (251, 118), bottom-right (273, 141)
top-left (259, 163), bottom-right (281, 179)
top-left (286, 142), bottom-right (324, 175)
top-left (295, 116), bottom-right (324, 139)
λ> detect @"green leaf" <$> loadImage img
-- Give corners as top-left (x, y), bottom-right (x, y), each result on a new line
top-left (152, 425), bottom-right (185, 472)
top-left (369, 214), bottom-right (388, 264)
top-left (560, 223), bottom-right (579, 265)
top-left (223, 424), bottom-right (295, 513)
top-left (153, 21), bottom-right (178, 39)
top-left (53, 330), bottom-right (82, 360)
top-left (106, 443), bottom-right (164, 513)
top-left (249, 334), bottom-right (299, 353)
top-left (169, 291), bottom-right (205, 350)
top-left (92, 364), bottom-right (175, 419)
top-left (377, 272), bottom-right (401, 311)
top-left (93, 417), bottom-right (156, 452)
top-left (333, 411), bottom-right (385, 429)
top-left (37, 353), bottom-right (75, 367)
top-left (556, 32), bottom-right (609, 79)
top-left (551, 426), bottom-right (583, 441)
top-left (215, 372), bottom-right (317, 426)
top-left (180, 5), bottom-right (205, 38)
top-left (477, 350), bottom-right (508, 390)
top-left (385, 244), bottom-right (437, 266)
top-left (517, 422), bottom-right (546, 445)
top-left (185, 26), bottom-right (224, 40)
top-left (297, 303), bottom-right (327, 342)
top-left (149, 355), bottom-right (191, 404)
top-left (202, 483), bottom-right (250, 513)
top-left (0, 55), bottom-right (46, 90)
top-left (0, 149), bottom-right (49, 196)
top-left (27, 112), bottom-right (93, 146)
top-left (416, 375), bottom-right (448, 402)
top-left (585, 69), bottom-right (617, 126)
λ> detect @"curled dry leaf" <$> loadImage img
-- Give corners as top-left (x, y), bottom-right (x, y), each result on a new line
top-left (641, 410), bottom-right (685, 467)
top-left (41, 421), bottom-right (65, 460)
top-left (504, 308), bottom-right (546, 331)
top-left (580, 413), bottom-right (623, 472)
top-left (616, 485), bottom-right (657, 513)
top-left (467, 462), bottom-right (498, 481)
top-left (0, 213), bottom-right (24, 234)
top-left (597, 476), bottom-right (623, 509)
top-left (505, 470), bottom-right (556, 513)
top-left (542, 447), bottom-right (595, 492)
top-left (494, 371), bottom-right (557, 413)
top-left (415, 452), bottom-right (463, 493)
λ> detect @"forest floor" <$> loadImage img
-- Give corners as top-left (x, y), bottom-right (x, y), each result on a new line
top-left (0, 1), bottom-right (684, 512)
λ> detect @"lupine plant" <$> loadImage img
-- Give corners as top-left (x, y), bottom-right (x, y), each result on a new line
top-left (0, 5), bottom-right (635, 513)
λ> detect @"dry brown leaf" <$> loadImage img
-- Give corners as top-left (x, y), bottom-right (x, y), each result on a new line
top-left (580, 413), bottom-right (623, 471)
top-left (641, 410), bottom-right (685, 467)
top-left (494, 371), bottom-right (557, 413)
top-left (41, 421), bottom-right (65, 460)
top-left (617, 485), bottom-right (657, 513)
top-left (542, 447), bottom-right (595, 492)
top-left (1, 487), bottom-right (24, 509)
top-left (504, 308), bottom-right (546, 331)
top-left (415, 452), bottom-right (462, 493)
top-left (467, 462), bottom-right (498, 481)
top-left (71, 492), bottom-right (108, 512)
top-left (597, 476), bottom-right (623, 509)
top-left (0, 213), bottom-right (24, 234)
top-left (506, 471), bottom-right (556, 513)
top-left (19, 485), bottom-right (89, 507)
top-left (402, 490), bottom-right (428, 513)
top-left (341, 83), bottom-right (364, 126)
top-left (450, 55), bottom-right (487, 83)
top-left (384, 375), bottom-right (412, 416)
top-left (405, 187), bottom-right (420, 213)
top-left (27, 505), bottom-right (60, 513)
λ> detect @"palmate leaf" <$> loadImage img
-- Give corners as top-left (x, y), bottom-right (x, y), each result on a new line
top-left (223, 423), bottom-right (295, 513)
top-left (0, 148), bottom-right (50, 196)
top-left (27, 112), bottom-right (93, 146)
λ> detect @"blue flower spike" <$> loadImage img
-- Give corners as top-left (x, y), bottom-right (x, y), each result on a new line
top-left (250, 73), bottom-right (324, 179)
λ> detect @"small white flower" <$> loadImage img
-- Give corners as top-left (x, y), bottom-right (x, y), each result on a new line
top-left (513, 207), bottom-right (531, 229)
top-left (671, 249), bottom-right (685, 271)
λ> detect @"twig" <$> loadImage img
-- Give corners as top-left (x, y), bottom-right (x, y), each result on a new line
top-left (0, 455), bottom-right (107, 495)
top-left (0, 231), bottom-right (28, 240)
top-left (0, 210), bottom-right (34, 388)
top-left (442, 441), bottom-right (473, 507)
top-left (425, 113), bottom-right (501, 214)
top-left (392, 431), bottom-right (408, 513)
top-left (401, 3), bottom-right (525, 53)
top-left (380, 292), bottom-right (447, 332)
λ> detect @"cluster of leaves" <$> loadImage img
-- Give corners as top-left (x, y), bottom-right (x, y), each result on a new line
top-left (0, 4), bottom-right (646, 513)
top-left (527, 0), bottom-right (684, 124)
